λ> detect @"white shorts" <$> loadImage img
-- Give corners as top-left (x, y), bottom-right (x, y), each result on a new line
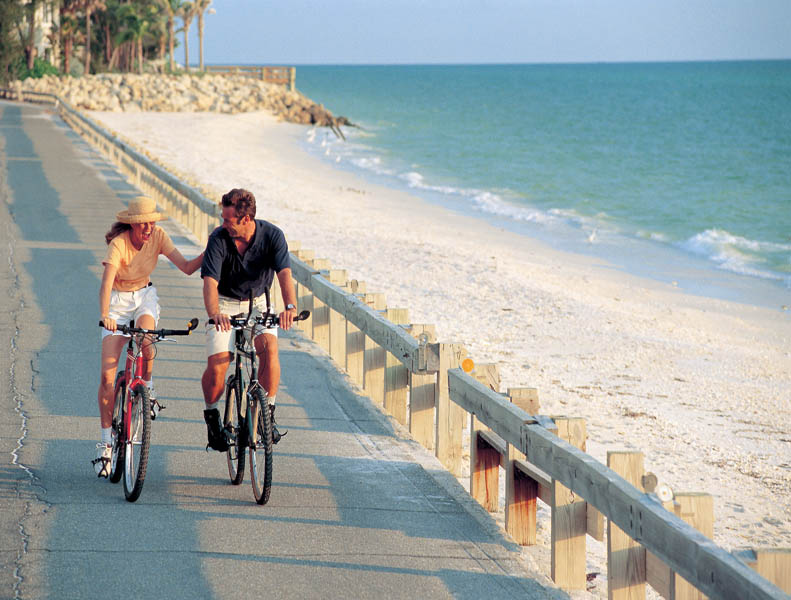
top-left (205, 294), bottom-right (277, 357)
top-left (101, 285), bottom-right (160, 339)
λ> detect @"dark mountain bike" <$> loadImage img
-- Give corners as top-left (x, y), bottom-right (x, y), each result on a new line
top-left (211, 297), bottom-right (308, 504)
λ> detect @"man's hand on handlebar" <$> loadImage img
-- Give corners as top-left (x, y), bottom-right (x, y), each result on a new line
top-left (102, 316), bottom-right (117, 332)
top-left (278, 307), bottom-right (297, 331)
top-left (210, 313), bottom-right (232, 332)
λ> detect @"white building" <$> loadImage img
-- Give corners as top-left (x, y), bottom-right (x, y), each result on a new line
top-left (19, 0), bottom-right (60, 65)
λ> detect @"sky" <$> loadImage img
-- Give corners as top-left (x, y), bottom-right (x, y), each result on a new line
top-left (185, 0), bottom-right (791, 66)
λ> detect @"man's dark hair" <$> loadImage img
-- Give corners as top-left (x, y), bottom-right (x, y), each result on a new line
top-left (221, 188), bottom-right (256, 220)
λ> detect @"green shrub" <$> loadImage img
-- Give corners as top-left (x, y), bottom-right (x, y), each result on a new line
top-left (17, 57), bottom-right (60, 80)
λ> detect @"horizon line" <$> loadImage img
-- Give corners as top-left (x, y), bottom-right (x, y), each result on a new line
top-left (203, 57), bottom-right (791, 68)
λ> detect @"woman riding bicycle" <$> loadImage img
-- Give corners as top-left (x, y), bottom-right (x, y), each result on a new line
top-left (94, 196), bottom-right (203, 477)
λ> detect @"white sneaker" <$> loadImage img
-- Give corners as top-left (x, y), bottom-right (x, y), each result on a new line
top-left (93, 443), bottom-right (112, 478)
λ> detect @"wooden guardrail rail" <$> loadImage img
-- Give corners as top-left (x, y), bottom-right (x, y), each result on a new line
top-left (204, 65), bottom-right (296, 91)
top-left (4, 88), bottom-right (788, 599)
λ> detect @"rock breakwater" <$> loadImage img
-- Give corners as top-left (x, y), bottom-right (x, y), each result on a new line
top-left (14, 73), bottom-right (351, 129)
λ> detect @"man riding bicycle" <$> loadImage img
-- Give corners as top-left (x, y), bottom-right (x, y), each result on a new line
top-left (200, 188), bottom-right (297, 451)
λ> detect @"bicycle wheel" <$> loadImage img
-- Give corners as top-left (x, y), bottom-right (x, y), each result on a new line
top-left (109, 373), bottom-right (125, 484)
top-left (248, 388), bottom-right (273, 505)
top-left (123, 384), bottom-right (152, 502)
top-left (224, 374), bottom-right (246, 485)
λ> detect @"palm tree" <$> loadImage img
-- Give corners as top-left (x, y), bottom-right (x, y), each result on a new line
top-left (101, 0), bottom-right (124, 67)
top-left (59, 0), bottom-right (83, 74)
top-left (142, 2), bottom-right (169, 64)
top-left (79, 0), bottom-right (106, 74)
top-left (22, 0), bottom-right (43, 70)
top-left (0, 0), bottom-right (24, 83)
top-left (153, 0), bottom-right (182, 72)
top-left (178, 1), bottom-right (196, 72)
top-left (59, 13), bottom-right (83, 75)
top-left (194, 0), bottom-right (211, 71)
top-left (114, 2), bottom-right (152, 73)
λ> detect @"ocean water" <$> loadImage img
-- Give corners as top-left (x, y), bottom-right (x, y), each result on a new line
top-left (294, 62), bottom-right (791, 308)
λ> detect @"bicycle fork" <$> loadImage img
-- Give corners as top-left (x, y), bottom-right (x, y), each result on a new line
top-left (246, 382), bottom-right (265, 450)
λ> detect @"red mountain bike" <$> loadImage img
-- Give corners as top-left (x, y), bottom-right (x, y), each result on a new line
top-left (100, 318), bottom-right (198, 502)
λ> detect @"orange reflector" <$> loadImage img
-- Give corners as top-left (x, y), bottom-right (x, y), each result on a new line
top-left (461, 358), bottom-right (475, 373)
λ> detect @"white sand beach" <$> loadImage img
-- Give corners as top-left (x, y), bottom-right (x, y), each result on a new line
top-left (87, 110), bottom-right (791, 581)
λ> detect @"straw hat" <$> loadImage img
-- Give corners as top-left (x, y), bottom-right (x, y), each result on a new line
top-left (116, 196), bottom-right (163, 224)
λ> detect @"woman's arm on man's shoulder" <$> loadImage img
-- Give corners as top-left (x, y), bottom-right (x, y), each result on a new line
top-left (166, 248), bottom-right (205, 275)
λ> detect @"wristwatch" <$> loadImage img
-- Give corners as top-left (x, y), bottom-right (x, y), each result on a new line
top-left (286, 303), bottom-right (297, 310)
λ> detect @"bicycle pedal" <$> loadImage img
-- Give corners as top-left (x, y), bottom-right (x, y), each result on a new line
top-left (92, 457), bottom-right (110, 478)
top-left (150, 400), bottom-right (165, 420)
top-left (272, 428), bottom-right (287, 445)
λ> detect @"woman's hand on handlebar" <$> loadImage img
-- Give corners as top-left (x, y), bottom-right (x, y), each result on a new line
top-left (102, 316), bottom-right (117, 332)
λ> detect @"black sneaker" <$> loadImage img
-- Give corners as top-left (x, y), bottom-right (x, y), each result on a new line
top-left (203, 408), bottom-right (229, 452)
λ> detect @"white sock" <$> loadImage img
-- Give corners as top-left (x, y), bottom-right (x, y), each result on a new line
top-left (205, 401), bottom-right (218, 411)
top-left (101, 427), bottom-right (112, 445)
top-left (144, 379), bottom-right (153, 389)
top-left (267, 395), bottom-right (276, 407)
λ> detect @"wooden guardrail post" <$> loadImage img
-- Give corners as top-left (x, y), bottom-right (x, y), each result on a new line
top-left (470, 364), bottom-right (501, 512)
top-left (645, 497), bottom-right (681, 598)
top-left (362, 293), bottom-right (387, 406)
top-left (407, 324), bottom-right (437, 451)
top-left (505, 387), bottom-right (540, 545)
top-left (344, 281), bottom-right (366, 387)
top-left (326, 269), bottom-right (347, 365)
top-left (674, 493), bottom-right (714, 600)
top-left (435, 343), bottom-right (467, 476)
top-left (645, 492), bottom-right (715, 599)
top-left (551, 417), bottom-right (588, 591)
top-left (734, 548), bottom-right (791, 595)
top-left (507, 387), bottom-right (539, 414)
top-left (271, 267), bottom-right (283, 315)
top-left (507, 465), bottom-right (538, 545)
top-left (271, 241), bottom-right (300, 314)
top-left (308, 258), bottom-right (331, 349)
top-left (294, 249), bottom-right (315, 334)
top-left (384, 308), bottom-right (409, 426)
top-left (607, 451), bottom-right (647, 600)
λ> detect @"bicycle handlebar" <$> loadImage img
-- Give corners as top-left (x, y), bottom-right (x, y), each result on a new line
top-left (208, 292), bottom-right (309, 328)
top-left (208, 310), bottom-right (310, 328)
top-left (99, 317), bottom-right (200, 337)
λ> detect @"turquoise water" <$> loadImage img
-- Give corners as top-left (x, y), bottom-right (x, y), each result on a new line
top-left (294, 62), bottom-right (791, 306)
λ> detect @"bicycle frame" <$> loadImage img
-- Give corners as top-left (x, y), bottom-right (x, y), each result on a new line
top-left (114, 335), bottom-right (148, 438)
top-left (225, 326), bottom-right (264, 452)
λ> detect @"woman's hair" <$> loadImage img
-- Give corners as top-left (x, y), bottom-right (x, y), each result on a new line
top-left (105, 222), bottom-right (131, 244)
top-left (221, 188), bottom-right (256, 220)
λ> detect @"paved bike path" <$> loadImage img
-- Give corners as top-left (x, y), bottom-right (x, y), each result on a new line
top-left (0, 100), bottom-right (564, 600)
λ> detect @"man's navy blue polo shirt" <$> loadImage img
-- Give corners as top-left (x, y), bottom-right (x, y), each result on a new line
top-left (201, 219), bottom-right (290, 301)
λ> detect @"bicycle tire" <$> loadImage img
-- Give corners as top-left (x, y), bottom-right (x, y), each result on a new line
top-left (224, 375), bottom-right (246, 485)
top-left (123, 384), bottom-right (152, 502)
top-left (109, 373), bottom-right (125, 484)
top-left (248, 388), bottom-right (273, 505)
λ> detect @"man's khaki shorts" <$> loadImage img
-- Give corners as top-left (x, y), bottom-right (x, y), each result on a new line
top-left (205, 294), bottom-right (277, 357)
